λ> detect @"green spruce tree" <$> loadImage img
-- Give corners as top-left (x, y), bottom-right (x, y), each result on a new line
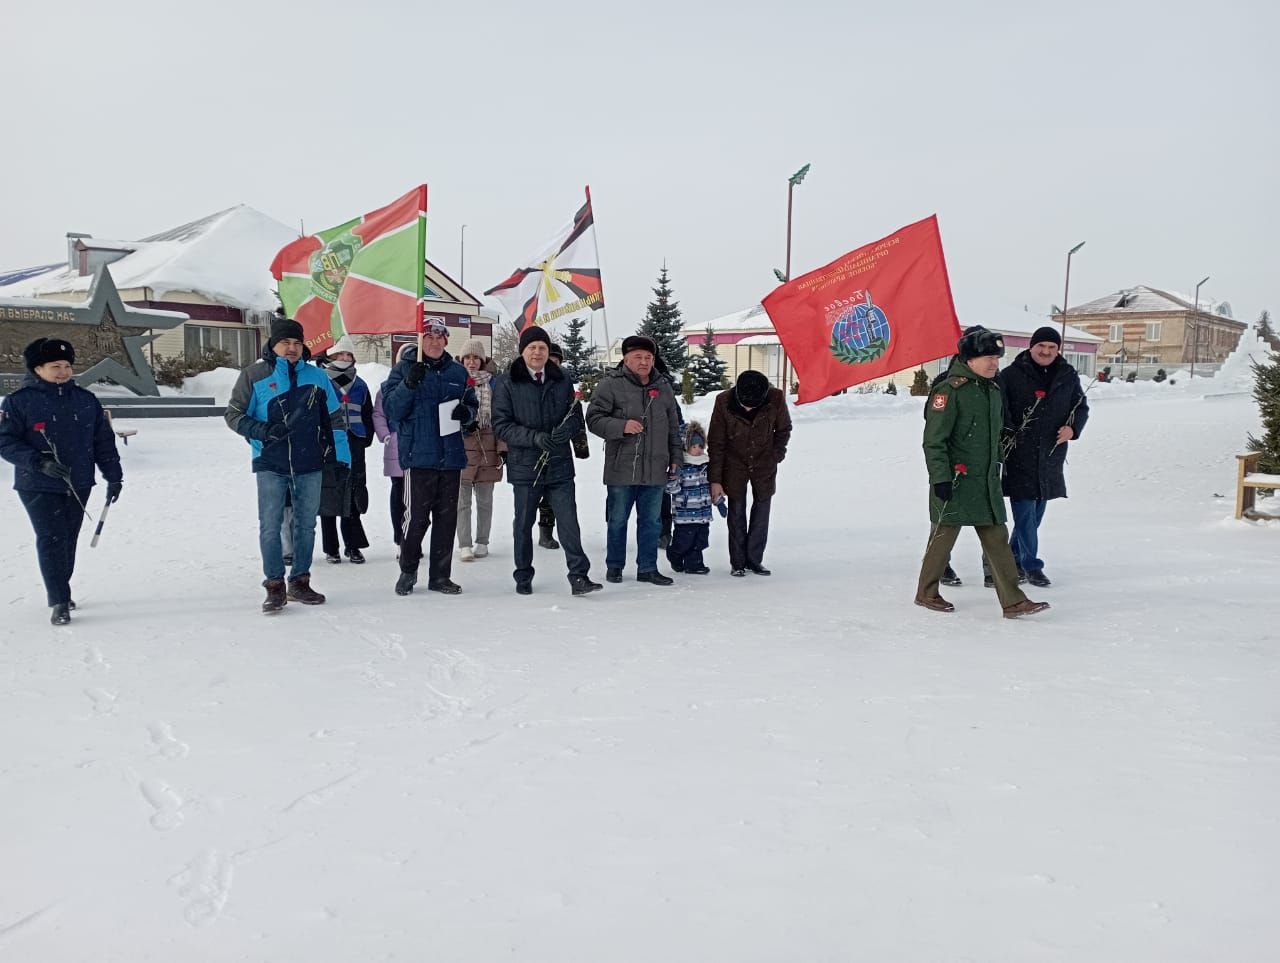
top-left (909, 368), bottom-right (930, 396)
top-left (1257, 309), bottom-right (1277, 350)
top-left (1246, 336), bottom-right (1280, 480)
top-left (559, 315), bottom-right (596, 382)
top-left (637, 263), bottom-right (688, 373)
top-left (689, 326), bottom-right (728, 396)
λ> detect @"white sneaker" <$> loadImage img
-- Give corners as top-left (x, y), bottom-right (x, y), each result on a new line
top-left (459, 546), bottom-right (475, 562)
top-left (473, 544), bottom-right (488, 558)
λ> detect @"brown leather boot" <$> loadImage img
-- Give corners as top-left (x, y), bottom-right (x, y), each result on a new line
top-left (1003, 599), bottom-right (1050, 619)
top-left (914, 595), bottom-right (955, 613)
top-left (262, 578), bottom-right (287, 613)
top-left (286, 574), bottom-right (326, 605)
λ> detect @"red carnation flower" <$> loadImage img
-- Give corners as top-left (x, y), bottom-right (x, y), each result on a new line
top-left (467, 377), bottom-right (476, 386)
top-left (574, 390), bottom-right (584, 400)
top-left (954, 463), bottom-right (968, 474)
top-left (648, 388), bottom-right (659, 398)
top-left (1034, 390), bottom-right (1046, 399)
top-left (33, 421), bottom-right (46, 432)
top-left (341, 394), bottom-right (349, 403)
top-left (268, 382), bottom-right (277, 390)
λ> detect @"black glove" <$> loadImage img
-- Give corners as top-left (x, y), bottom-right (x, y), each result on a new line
top-left (933, 481), bottom-right (953, 502)
top-left (265, 422), bottom-right (290, 444)
top-left (106, 481), bottom-right (122, 504)
top-left (404, 362), bottom-right (428, 389)
top-left (534, 432), bottom-right (555, 452)
top-left (37, 456), bottom-right (72, 481)
top-left (549, 422), bottom-right (576, 445)
top-left (450, 402), bottom-right (470, 422)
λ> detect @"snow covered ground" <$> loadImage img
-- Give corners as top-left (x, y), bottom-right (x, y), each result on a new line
top-left (1, 382), bottom-right (1277, 961)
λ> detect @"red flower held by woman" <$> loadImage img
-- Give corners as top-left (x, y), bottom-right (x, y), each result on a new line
top-left (467, 377), bottom-right (476, 387)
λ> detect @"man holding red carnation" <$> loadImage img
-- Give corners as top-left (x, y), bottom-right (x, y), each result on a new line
top-left (995, 326), bottom-right (1090, 587)
top-left (916, 326), bottom-right (1048, 618)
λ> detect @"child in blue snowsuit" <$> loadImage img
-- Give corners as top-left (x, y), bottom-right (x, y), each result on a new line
top-left (665, 420), bottom-right (716, 574)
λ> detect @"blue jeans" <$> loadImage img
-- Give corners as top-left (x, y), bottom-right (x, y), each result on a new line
top-left (257, 470), bottom-right (322, 581)
top-left (605, 484), bottom-right (664, 573)
top-left (1009, 498), bottom-right (1048, 573)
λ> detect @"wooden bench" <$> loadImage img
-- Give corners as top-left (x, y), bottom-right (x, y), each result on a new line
top-left (104, 410), bottom-right (138, 446)
top-left (1236, 452), bottom-right (1280, 520)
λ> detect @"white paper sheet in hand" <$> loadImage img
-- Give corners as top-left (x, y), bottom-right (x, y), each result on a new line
top-left (438, 399), bottom-right (461, 436)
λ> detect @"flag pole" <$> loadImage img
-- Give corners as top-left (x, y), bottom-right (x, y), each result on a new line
top-left (417, 184), bottom-right (428, 361)
top-left (586, 185), bottom-right (612, 365)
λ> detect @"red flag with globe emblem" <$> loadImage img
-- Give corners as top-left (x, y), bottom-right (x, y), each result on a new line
top-left (762, 215), bottom-right (961, 404)
top-left (270, 186), bottom-right (428, 355)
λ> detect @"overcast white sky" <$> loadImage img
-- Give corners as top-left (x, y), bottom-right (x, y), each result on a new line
top-left (3, 0), bottom-right (1276, 335)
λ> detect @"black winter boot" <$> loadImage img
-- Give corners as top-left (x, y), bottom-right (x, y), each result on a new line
top-left (538, 525), bottom-right (559, 550)
top-left (287, 575), bottom-right (326, 605)
top-left (395, 571), bottom-right (417, 596)
top-left (262, 578), bottom-right (287, 613)
top-left (50, 603), bottom-right (71, 625)
top-left (570, 574), bottom-right (603, 596)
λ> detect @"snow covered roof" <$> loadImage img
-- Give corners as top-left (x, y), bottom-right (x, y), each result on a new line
top-left (682, 303), bottom-right (773, 335)
top-left (735, 333), bottom-right (782, 346)
top-left (0, 262), bottom-right (64, 287)
top-left (0, 206), bottom-right (300, 312)
top-left (1068, 286), bottom-right (1237, 323)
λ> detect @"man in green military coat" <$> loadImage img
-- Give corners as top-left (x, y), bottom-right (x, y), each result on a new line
top-left (915, 326), bottom-right (1049, 619)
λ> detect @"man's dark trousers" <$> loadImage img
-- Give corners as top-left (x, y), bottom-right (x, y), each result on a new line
top-left (512, 482), bottom-right (589, 588)
top-left (400, 468), bottom-right (460, 583)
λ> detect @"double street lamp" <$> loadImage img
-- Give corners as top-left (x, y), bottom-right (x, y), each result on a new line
top-left (1059, 240), bottom-right (1086, 340)
top-left (775, 163), bottom-right (810, 391)
top-left (1190, 275), bottom-right (1210, 379)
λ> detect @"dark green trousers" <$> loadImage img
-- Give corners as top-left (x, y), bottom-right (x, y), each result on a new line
top-left (918, 523), bottom-right (1027, 609)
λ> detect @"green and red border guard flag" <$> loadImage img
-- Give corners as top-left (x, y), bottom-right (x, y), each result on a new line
top-left (484, 187), bottom-right (604, 332)
top-left (270, 185), bottom-right (428, 355)
top-left (763, 215), bottom-right (961, 404)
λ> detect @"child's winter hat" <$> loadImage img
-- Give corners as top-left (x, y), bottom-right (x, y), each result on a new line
top-left (684, 420), bottom-right (706, 450)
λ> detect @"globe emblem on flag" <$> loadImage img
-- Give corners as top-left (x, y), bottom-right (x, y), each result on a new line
top-left (309, 231), bottom-right (363, 305)
top-left (829, 292), bottom-right (891, 365)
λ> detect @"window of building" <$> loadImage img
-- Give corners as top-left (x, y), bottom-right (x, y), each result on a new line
top-left (1145, 322), bottom-right (1161, 342)
top-left (1109, 323), bottom-right (1123, 342)
top-left (1144, 354), bottom-right (1160, 364)
top-left (1063, 351), bottom-right (1094, 377)
top-left (185, 324), bottom-right (259, 368)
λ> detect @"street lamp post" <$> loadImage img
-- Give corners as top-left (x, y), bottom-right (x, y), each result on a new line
top-left (1190, 275), bottom-right (1210, 379)
top-left (778, 163), bottom-right (810, 391)
top-left (460, 224), bottom-right (467, 287)
top-left (1059, 240), bottom-right (1086, 339)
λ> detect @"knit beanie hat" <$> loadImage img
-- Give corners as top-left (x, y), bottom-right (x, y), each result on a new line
top-left (23, 337), bottom-right (76, 370)
top-left (268, 316), bottom-right (305, 348)
top-left (519, 326), bottom-right (551, 352)
top-left (1030, 326), bottom-right (1063, 347)
top-left (548, 342), bottom-right (565, 362)
top-left (458, 338), bottom-right (488, 361)
top-left (328, 334), bottom-right (357, 357)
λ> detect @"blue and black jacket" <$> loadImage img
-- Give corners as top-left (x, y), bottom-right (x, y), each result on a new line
top-left (383, 347), bottom-right (476, 472)
top-left (224, 345), bottom-right (350, 474)
top-left (0, 374), bottom-right (122, 493)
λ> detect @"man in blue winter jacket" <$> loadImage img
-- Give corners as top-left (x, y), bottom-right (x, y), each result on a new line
top-left (224, 315), bottom-right (350, 613)
top-left (382, 318), bottom-right (477, 597)
top-left (0, 337), bottom-right (123, 625)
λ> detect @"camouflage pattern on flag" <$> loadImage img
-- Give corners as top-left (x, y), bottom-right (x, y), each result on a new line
top-left (484, 187), bottom-right (605, 332)
top-left (270, 186), bottom-right (428, 354)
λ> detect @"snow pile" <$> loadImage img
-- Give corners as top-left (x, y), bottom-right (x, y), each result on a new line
top-left (1208, 321), bottom-right (1275, 395)
top-left (182, 367), bottom-right (243, 406)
